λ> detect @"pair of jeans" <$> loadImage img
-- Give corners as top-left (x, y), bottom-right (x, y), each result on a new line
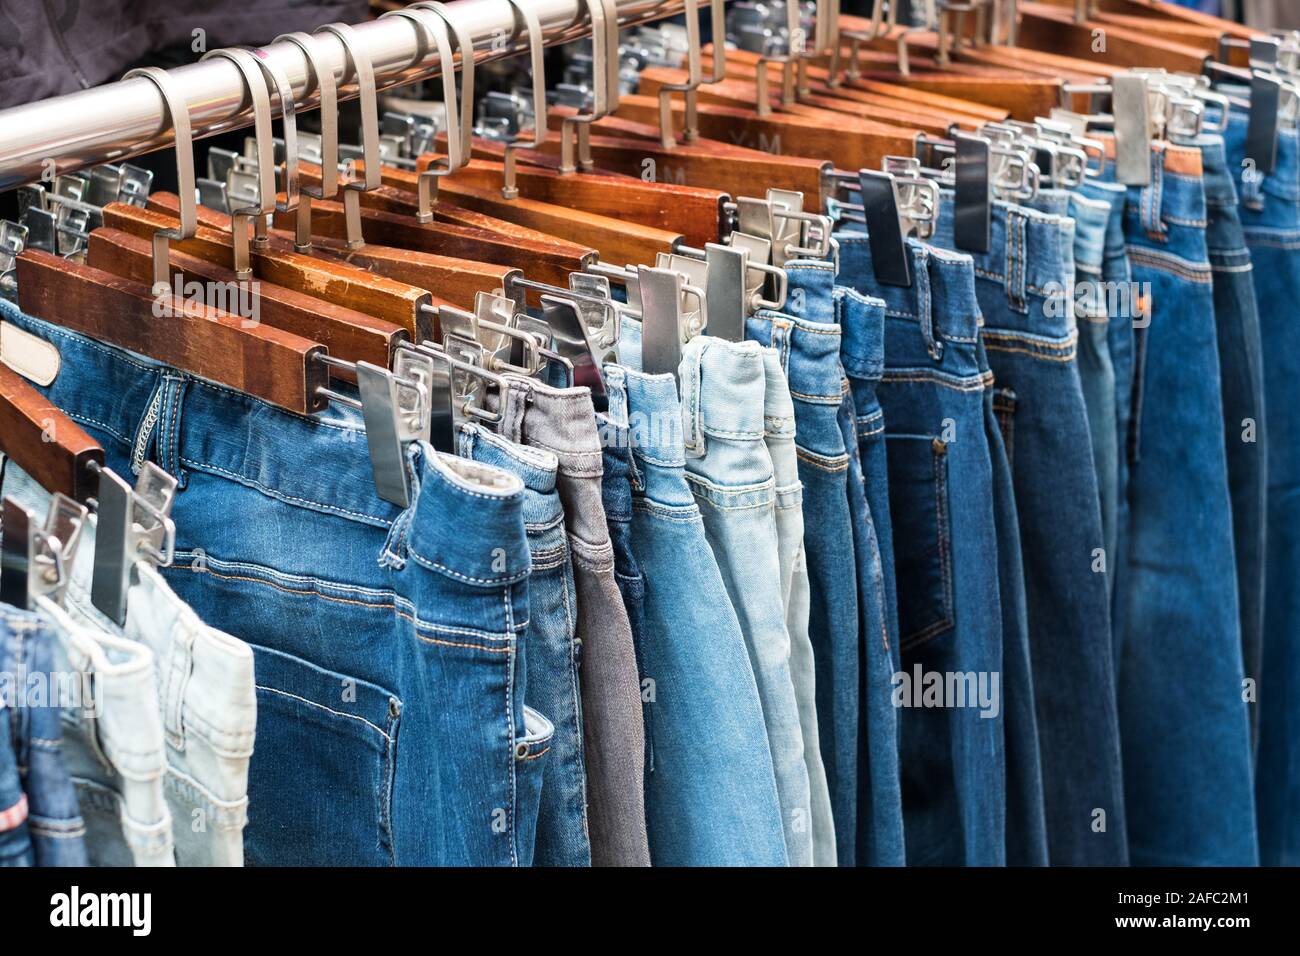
top-left (1223, 103), bottom-right (1300, 865)
top-left (1078, 176), bottom-right (1138, 661)
top-left (833, 284), bottom-right (913, 867)
top-left (1103, 138), bottom-right (1258, 865)
top-left (679, 336), bottom-right (813, 866)
top-left (758, 346), bottom-right (837, 866)
top-left (1197, 132), bottom-right (1269, 749)
top-left (0, 299), bottom-right (553, 866)
top-left (0, 603), bottom-right (88, 865)
top-left (599, 360), bottom-right (788, 865)
top-left (458, 423), bottom-right (589, 868)
top-left (495, 376), bottom-right (650, 867)
top-left (748, 273), bottom-right (865, 867)
top-left (1069, 190), bottom-right (1122, 590)
top-left (3, 462), bottom-right (258, 866)
top-left (834, 234), bottom-right (1007, 866)
top-left (0, 702), bottom-right (32, 865)
top-left (929, 195), bottom-right (1126, 865)
top-left (759, 260), bottom-right (907, 866)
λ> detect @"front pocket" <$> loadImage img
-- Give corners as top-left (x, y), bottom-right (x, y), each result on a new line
top-left (885, 434), bottom-right (955, 649)
top-left (245, 645), bottom-right (401, 867)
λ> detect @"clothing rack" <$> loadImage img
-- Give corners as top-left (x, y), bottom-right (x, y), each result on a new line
top-left (0, 0), bottom-right (697, 191)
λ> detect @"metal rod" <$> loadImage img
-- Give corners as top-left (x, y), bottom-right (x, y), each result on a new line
top-left (0, 0), bottom-right (693, 192)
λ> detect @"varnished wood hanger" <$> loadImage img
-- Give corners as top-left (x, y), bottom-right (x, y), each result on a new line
top-left (0, 364), bottom-right (103, 502)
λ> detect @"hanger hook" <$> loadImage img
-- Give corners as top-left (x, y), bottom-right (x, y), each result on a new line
top-left (316, 22), bottom-right (381, 248)
top-left (412, 2), bottom-right (476, 175)
top-left (200, 47), bottom-right (275, 281)
top-left (500, 0), bottom-right (547, 199)
top-left (656, 0), bottom-right (703, 149)
top-left (120, 66), bottom-right (196, 291)
top-left (274, 31), bottom-right (338, 253)
top-left (248, 49), bottom-right (301, 249)
top-left (559, 0), bottom-right (618, 175)
top-left (381, 5), bottom-right (461, 222)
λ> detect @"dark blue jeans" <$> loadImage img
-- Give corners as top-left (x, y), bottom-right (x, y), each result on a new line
top-left (0, 299), bottom-right (553, 867)
top-left (835, 233), bottom-right (1007, 866)
top-left (0, 603), bottom-right (88, 866)
top-left (1105, 140), bottom-right (1258, 865)
top-left (836, 285), bottom-right (910, 867)
top-left (1224, 105), bottom-right (1300, 865)
top-left (929, 195), bottom-right (1126, 865)
top-left (748, 268), bottom-right (873, 865)
top-left (1197, 134), bottom-right (1268, 749)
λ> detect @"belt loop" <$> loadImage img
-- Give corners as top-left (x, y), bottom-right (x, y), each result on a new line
top-left (1140, 146), bottom-right (1166, 238)
top-left (157, 375), bottom-right (189, 489)
top-left (913, 248), bottom-right (943, 361)
top-left (603, 364), bottom-right (629, 428)
top-left (1005, 209), bottom-right (1028, 313)
top-left (500, 378), bottom-right (530, 445)
top-left (162, 623), bottom-right (196, 751)
top-left (679, 338), bottom-right (707, 459)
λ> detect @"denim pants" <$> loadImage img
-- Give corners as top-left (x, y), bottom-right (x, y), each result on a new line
top-left (1104, 139), bottom-right (1257, 865)
top-left (0, 703), bottom-right (32, 865)
top-left (1195, 133), bottom-right (1268, 751)
top-left (928, 195), bottom-right (1126, 864)
top-left (679, 336), bottom-right (813, 865)
top-left (600, 361), bottom-right (787, 866)
top-left (0, 300), bottom-right (553, 867)
top-left (1224, 105), bottom-right (1300, 865)
top-left (758, 346), bottom-right (837, 866)
top-left (496, 378), bottom-right (649, 867)
top-left (3, 462), bottom-right (258, 866)
top-left (0, 604), bottom-right (88, 866)
top-left (459, 423), bottom-right (589, 868)
top-left (833, 236), bottom-right (1006, 866)
top-left (748, 269), bottom-right (877, 867)
top-left (1069, 190), bottom-right (1122, 588)
top-left (832, 283), bottom-right (915, 868)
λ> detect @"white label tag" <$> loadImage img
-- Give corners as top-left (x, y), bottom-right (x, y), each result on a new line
top-left (0, 320), bottom-right (61, 386)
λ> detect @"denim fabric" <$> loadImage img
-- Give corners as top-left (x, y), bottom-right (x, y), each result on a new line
top-left (758, 346), bottom-right (837, 866)
top-left (25, 597), bottom-right (173, 866)
top-left (600, 360), bottom-right (787, 866)
top-left (831, 235), bottom-right (1006, 866)
top-left (1079, 176), bottom-right (1137, 660)
top-left (1069, 190), bottom-right (1121, 589)
top-left (747, 272), bottom-right (865, 866)
top-left (926, 195), bottom-right (1125, 865)
top-left (0, 605), bottom-right (86, 866)
top-left (1198, 131), bottom-right (1269, 748)
top-left (983, 358), bottom-right (1050, 867)
top-left (459, 424), bottom-right (589, 868)
top-left (1223, 105), bottom-right (1300, 865)
top-left (679, 336), bottom-right (813, 865)
top-left (0, 703), bottom-right (33, 866)
top-left (781, 279), bottom-right (904, 868)
top-left (496, 378), bottom-right (649, 867)
top-left (836, 285), bottom-right (914, 868)
top-left (1103, 140), bottom-right (1257, 865)
top-left (595, 413), bottom-right (651, 777)
top-left (0, 299), bottom-right (553, 867)
top-left (3, 463), bottom-right (258, 866)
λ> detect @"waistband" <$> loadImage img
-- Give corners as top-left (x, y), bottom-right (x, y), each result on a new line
top-left (457, 423), bottom-right (562, 534)
top-left (679, 336), bottom-right (767, 458)
top-left (1069, 191), bottom-right (1112, 275)
top-left (1025, 187), bottom-right (1073, 218)
top-left (835, 286), bottom-right (885, 382)
top-left (601, 362), bottom-right (685, 468)
top-left (1222, 103), bottom-right (1300, 223)
top-left (1096, 133), bottom-right (1205, 178)
top-left (747, 306), bottom-right (844, 406)
top-left (833, 232), bottom-right (983, 347)
top-left (1195, 134), bottom-right (1240, 209)
top-left (931, 191), bottom-right (1076, 324)
top-left (0, 300), bottom-right (531, 588)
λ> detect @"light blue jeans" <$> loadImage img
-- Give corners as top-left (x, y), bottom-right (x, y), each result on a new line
top-left (680, 335), bottom-right (813, 866)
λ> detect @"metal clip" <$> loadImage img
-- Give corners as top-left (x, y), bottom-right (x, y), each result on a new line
top-left (89, 462), bottom-right (178, 626)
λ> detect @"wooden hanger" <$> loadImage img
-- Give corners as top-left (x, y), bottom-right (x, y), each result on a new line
top-left (15, 65), bottom-right (329, 415)
top-left (0, 363), bottom-right (103, 502)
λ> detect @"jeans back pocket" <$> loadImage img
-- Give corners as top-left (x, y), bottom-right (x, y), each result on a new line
top-left (885, 434), bottom-right (955, 649)
top-left (245, 645), bottom-right (401, 866)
